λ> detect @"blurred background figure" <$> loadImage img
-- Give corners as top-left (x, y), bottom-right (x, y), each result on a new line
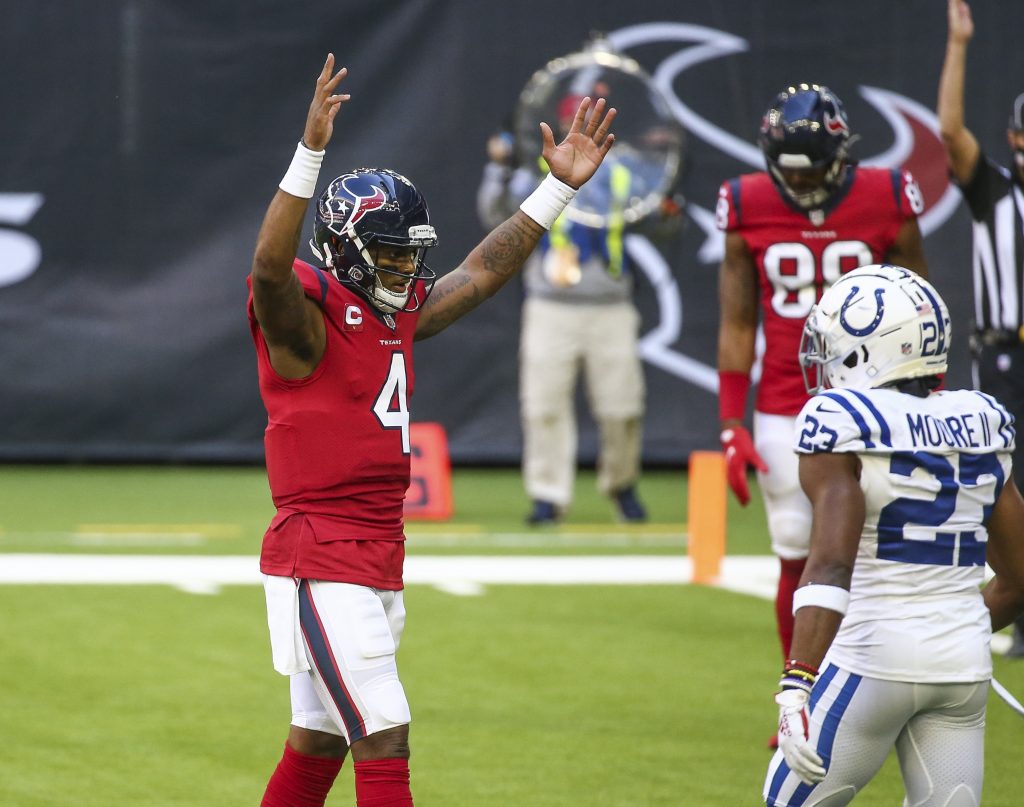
top-left (938, 0), bottom-right (1024, 657)
top-left (477, 37), bottom-right (685, 525)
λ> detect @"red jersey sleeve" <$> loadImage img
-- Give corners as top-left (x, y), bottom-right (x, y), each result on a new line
top-left (715, 178), bottom-right (742, 232)
top-left (895, 169), bottom-right (925, 221)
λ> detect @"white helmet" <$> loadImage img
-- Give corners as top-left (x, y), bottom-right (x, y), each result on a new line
top-left (799, 264), bottom-right (950, 394)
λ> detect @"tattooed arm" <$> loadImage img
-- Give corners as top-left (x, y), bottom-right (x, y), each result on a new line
top-left (415, 212), bottom-right (542, 340)
top-left (414, 96), bottom-right (616, 341)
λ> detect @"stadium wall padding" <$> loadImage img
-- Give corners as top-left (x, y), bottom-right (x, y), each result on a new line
top-left (2, 0), bottom-right (1021, 464)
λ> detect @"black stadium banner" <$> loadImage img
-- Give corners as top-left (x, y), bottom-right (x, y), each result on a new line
top-left (2, 1), bottom-right (1022, 464)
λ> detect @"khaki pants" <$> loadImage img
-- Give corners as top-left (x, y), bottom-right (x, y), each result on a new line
top-left (519, 297), bottom-right (645, 507)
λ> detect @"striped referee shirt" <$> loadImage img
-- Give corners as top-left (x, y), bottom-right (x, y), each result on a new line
top-left (960, 153), bottom-right (1024, 333)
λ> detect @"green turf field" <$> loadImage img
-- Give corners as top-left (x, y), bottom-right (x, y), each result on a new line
top-left (1, 465), bottom-right (1021, 805)
top-left (0, 465), bottom-right (768, 555)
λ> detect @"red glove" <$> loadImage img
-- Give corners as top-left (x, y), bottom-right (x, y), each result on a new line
top-left (720, 425), bottom-right (768, 506)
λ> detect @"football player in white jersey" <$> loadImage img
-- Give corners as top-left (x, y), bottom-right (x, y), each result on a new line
top-left (764, 264), bottom-right (1024, 807)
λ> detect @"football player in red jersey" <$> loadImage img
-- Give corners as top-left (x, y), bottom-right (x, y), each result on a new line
top-left (249, 55), bottom-right (615, 807)
top-left (714, 84), bottom-right (929, 685)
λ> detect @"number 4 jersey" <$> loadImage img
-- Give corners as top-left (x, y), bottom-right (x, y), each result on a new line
top-left (795, 387), bottom-right (1016, 682)
top-left (247, 260), bottom-right (421, 588)
top-left (717, 167), bottom-right (922, 415)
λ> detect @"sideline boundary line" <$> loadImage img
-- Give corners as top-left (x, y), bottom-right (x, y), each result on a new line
top-left (0, 553), bottom-right (779, 599)
top-left (1, 553), bottom-right (1013, 655)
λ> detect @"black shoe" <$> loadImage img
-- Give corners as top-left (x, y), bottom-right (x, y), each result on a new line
top-left (526, 500), bottom-right (559, 525)
top-left (613, 487), bottom-right (647, 523)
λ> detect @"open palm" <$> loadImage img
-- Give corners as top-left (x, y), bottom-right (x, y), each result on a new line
top-left (541, 98), bottom-right (617, 189)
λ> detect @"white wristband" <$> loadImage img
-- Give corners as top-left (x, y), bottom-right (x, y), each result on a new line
top-left (792, 584), bottom-right (850, 616)
top-left (279, 141), bottom-right (325, 199)
top-left (519, 173), bottom-right (578, 230)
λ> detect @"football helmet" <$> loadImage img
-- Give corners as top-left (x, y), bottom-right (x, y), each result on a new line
top-left (758, 83), bottom-right (852, 210)
top-left (310, 168), bottom-right (438, 313)
top-left (799, 264), bottom-right (950, 394)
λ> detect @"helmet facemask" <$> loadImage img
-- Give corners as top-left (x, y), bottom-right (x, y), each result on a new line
top-left (759, 84), bottom-right (853, 211)
top-left (767, 150), bottom-right (849, 211)
top-left (312, 224), bottom-right (437, 314)
top-left (309, 169), bottom-right (438, 314)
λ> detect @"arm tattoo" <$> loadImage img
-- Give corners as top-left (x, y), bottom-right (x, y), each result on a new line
top-left (416, 212), bottom-right (543, 340)
top-left (417, 271), bottom-right (481, 339)
top-left (480, 215), bottom-right (541, 278)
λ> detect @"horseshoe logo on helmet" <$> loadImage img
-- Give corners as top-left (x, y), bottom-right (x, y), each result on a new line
top-left (839, 285), bottom-right (886, 337)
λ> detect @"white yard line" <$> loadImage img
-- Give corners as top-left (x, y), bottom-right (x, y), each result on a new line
top-left (0, 553), bottom-right (1015, 657)
top-left (0, 553), bottom-right (778, 599)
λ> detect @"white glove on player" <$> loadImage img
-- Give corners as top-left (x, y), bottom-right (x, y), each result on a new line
top-left (775, 688), bottom-right (826, 784)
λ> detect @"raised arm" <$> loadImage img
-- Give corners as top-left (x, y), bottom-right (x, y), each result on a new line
top-left (415, 98), bottom-right (616, 340)
top-left (937, 0), bottom-right (981, 185)
top-left (250, 55), bottom-right (350, 379)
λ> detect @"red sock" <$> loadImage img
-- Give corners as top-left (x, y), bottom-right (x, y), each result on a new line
top-left (261, 743), bottom-right (344, 807)
top-left (776, 557), bottom-right (807, 660)
top-left (354, 757), bottom-right (413, 806)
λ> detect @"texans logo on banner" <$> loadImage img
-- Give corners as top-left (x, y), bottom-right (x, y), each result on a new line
top-left (0, 193), bottom-right (44, 289)
top-left (603, 21), bottom-right (960, 393)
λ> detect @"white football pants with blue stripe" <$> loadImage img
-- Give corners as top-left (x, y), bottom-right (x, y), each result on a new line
top-left (764, 664), bottom-right (987, 807)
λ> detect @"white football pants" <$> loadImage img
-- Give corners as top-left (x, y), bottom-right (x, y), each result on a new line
top-left (265, 576), bottom-right (411, 744)
top-left (765, 664), bottom-right (987, 807)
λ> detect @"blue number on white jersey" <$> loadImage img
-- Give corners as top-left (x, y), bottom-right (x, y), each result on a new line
top-left (795, 387), bottom-right (1013, 568)
top-left (875, 451), bottom-right (1003, 566)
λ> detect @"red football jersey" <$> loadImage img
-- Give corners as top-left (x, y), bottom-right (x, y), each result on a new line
top-left (247, 259), bottom-right (421, 588)
top-left (716, 166), bottom-right (922, 415)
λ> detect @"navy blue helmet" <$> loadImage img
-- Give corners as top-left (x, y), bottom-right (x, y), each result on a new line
top-left (758, 84), bottom-right (852, 210)
top-left (310, 168), bottom-right (437, 313)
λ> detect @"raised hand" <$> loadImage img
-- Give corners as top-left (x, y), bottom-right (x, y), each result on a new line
top-left (540, 97), bottom-right (617, 189)
top-left (302, 54), bottom-right (351, 152)
top-left (947, 0), bottom-right (974, 44)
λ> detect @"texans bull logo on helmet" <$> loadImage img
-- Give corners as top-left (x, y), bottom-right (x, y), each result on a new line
top-left (320, 172), bottom-right (393, 231)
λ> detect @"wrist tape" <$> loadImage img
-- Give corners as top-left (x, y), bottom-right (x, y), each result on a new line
top-left (792, 584), bottom-right (850, 616)
top-left (279, 141), bottom-right (325, 199)
top-left (519, 173), bottom-right (578, 230)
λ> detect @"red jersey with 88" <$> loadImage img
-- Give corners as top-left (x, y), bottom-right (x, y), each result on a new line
top-left (716, 166), bottom-right (923, 415)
